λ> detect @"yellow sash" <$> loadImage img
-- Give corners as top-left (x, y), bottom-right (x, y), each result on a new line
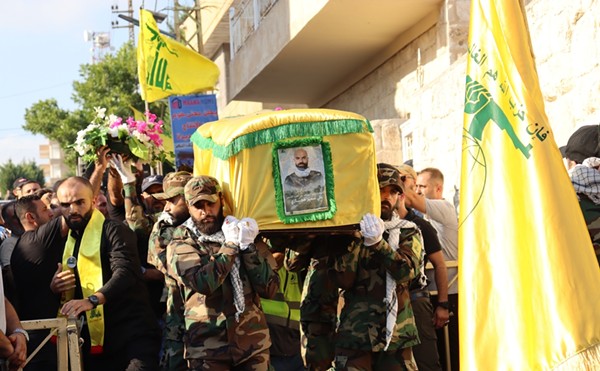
top-left (60, 209), bottom-right (105, 354)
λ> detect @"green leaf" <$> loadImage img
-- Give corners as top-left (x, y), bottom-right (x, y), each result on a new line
top-left (128, 137), bottom-right (149, 160)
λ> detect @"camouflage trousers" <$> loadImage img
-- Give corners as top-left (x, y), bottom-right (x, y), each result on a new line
top-left (332, 347), bottom-right (417, 371)
top-left (301, 322), bottom-right (336, 370)
top-left (160, 339), bottom-right (186, 371)
top-left (187, 348), bottom-right (272, 371)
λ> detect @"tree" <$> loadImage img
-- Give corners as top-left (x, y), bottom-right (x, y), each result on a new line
top-left (0, 160), bottom-right (46, 199)
top-left (23, 43), bottom-right (168, 169)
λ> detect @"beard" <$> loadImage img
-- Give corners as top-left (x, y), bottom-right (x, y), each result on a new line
top-left (65, 207), bottom-right (94, 232)
top-left (380, 201), bottom-right (394, 221)
top-left (295, 162), bottom-right (308, 170)
top-left (193, 208), bottom-right (225, 235)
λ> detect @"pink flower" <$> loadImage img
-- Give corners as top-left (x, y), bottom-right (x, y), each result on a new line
top-left (109, 117), bottom-right (123, 128)
top-left (145, 111), bottom-right (157, 122)
top-left (148, 133), bottom-right (160, 144)
top-left (137, 121), bottom-right (148, 133)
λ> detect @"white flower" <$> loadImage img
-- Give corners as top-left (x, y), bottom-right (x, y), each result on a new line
top-left (132, 131), bottom-right (150, 143)
top-left (107, 114), bottom-right (120, 126)
top-left (94, 107), bottom-right (106, 119)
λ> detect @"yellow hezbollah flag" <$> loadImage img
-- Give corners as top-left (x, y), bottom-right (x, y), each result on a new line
top-left (137, 9), bottom-right (220, 103)
top-left (460, 0), bottom-right (600, 369)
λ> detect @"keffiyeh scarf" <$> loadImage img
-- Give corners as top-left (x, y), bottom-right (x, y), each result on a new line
top-left (383, 213), bottom-right (420, 351)
top-left (183, 218), bottom-right (245, 321)
top-left (570, 157), bottom-right (600, 205)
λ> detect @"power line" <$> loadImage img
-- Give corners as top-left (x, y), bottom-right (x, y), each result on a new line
top-left (0, 82), bottom-right (71, 100)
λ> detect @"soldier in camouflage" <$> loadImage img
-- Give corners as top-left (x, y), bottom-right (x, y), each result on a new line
top-left (148, 171), bottom-right (193, 371)
top-left (329, 163), bottom-right (423, 371)
top-left (167, 176), bottom-right (280, 370)
top-left (284, 235), bottom-right (353, 370)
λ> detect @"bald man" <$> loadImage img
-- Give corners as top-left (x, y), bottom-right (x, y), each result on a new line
top-left (283, 148), bottom-right (327, 213)
top-left (39, 177), bottom-right (160, 370)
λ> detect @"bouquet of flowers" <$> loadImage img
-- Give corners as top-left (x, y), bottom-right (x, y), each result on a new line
top-left (73, 107), bottom-right (172, 164)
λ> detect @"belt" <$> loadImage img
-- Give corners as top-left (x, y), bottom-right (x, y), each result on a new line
top-left (410, 290), bottom-right (430, 301)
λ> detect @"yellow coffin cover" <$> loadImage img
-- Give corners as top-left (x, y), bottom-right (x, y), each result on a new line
top-left (191, 108), bottom-right (380, 230)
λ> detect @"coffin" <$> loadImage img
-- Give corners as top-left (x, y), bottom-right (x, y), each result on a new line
top-left (191, 108), bottom-right (380, 232)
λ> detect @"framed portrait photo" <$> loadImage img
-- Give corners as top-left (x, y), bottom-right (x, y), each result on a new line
top-left (272, 138), bottom-right (336, 223)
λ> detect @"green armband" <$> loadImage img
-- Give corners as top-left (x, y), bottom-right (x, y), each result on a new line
top-left (123, 183), bottom-right (136, 198)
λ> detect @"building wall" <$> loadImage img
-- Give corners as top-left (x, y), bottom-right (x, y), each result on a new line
top-left (324, 0), bottom-right (600, 199)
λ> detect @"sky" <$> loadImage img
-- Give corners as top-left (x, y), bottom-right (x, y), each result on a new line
top-left (0, 0), bottom-right (176, 167)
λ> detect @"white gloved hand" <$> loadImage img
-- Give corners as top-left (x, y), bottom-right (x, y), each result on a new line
top-left (238, 217), bottom-right (259, 250)
top-left (222, 216), bottom-right (240, 245)
top-left (108, 154), bottom-right (136, 184)
top-left (157, 211), bottom-right (174, 225)
top-left (360, 213), bottom-right (385, 246)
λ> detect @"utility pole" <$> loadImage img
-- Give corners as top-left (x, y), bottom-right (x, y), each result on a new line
top-left (174, 0), bottom-right (204, 54)
top-left (194, 0), bottom-right (204, 55)
top-left (174, 0), bottom-right (181, 42)
top-left (111, 0), bottom-right (135, 43)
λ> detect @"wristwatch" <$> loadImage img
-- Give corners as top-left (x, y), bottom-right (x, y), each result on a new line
top-left (12, 328), bottom-right (29, 342)
top-left (436, 301), bottom-right (450, 310)
top-left (88, 295), bottom-right (100, 309)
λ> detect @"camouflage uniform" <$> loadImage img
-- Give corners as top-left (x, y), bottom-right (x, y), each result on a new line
top-left (167, 176), bottom-right (280, 370)
top-left (329, 164), bottom-right (422, 371)
top-left (284, 235), bottom-right (355, 371)
top-left (148, 171), bottom-right (193, 371)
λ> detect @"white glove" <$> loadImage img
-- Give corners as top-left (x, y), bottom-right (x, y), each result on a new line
top-left (108, 154), bottom-right (136, 184)
top-left (238, 217), bottom-right (259, 250)
top-left (360, 213), bottom-right (384, 246)
top-left (157, 211), bottom-right (174, 225)
top-left (222, 216), bottom-right (240, 245)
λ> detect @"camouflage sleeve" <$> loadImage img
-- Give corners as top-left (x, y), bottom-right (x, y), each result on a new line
top-left (121, 183), bottom-right (152, 239)
top-left (370, 228), bottom-right (421, 283)
top-left (168, 231), bottom-right (238, 295)
top-left (240, 241), bottom-right (280, 299)
top-left (328, 239), bottom-right (361, 290)
top-left (147, 221), bottom-right (167, 273)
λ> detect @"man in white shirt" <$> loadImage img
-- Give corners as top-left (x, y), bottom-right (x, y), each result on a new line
top-left (402, 167), bottom-right (458, 261)
top-left (402, 166), bottom-right (459, 371)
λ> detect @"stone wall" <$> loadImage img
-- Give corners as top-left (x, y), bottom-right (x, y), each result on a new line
top-left (325, 0), bottom-right (600, 199)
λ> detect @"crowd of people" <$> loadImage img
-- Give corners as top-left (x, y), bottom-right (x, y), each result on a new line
top-left (4, 137), bottom-right (551, 371)
top-left (0, 145), bottom-right (462, 371)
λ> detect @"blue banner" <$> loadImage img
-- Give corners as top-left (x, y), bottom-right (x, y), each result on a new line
top-left (168, 94), bottom-right (218, 169)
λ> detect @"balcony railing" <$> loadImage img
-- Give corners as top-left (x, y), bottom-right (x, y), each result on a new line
top-left (229, 0), bottom-right (278, 57)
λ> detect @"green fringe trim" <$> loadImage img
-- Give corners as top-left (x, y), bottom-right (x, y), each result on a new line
top-left (191, 119), bottom-right (373, 160)
top-left (552, 342), bottom-right (600, 370)
top-left (271, 137), bottom-right (336, 224)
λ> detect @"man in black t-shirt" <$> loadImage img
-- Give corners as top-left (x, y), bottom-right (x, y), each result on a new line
top-left (11, 194), bottom-right (64, 371)
top-left (395, 181), bottom-right (449, 371)
top-left (38, 177), bottom-right (159, 371)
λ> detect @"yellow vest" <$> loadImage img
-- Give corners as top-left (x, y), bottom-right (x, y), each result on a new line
top-left (261, 268), bottom-right (301, 329)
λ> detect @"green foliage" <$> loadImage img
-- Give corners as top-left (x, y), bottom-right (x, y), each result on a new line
top-left (22, 42), bottom-right (169, 170)
top-left (0, 160), bottom-right (46, 198)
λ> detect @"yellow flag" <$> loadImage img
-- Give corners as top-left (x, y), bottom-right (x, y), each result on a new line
top-left (137, 9), bottom-right (220, 103)
top-left (460, 0), bottom-right (600, 369)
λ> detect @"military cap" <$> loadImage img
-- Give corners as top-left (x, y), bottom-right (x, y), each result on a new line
top-left (184, 176), bottom-right (221, 205)
top-left (153, 171), bottom-right (193, 200)
top-left (377, 163), bottom-right (405, 193)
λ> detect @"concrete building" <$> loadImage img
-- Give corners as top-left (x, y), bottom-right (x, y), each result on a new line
top-left (189, 0), bottom-right (600, 200)
top-left (39, 140), bottom-right (69, 186)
